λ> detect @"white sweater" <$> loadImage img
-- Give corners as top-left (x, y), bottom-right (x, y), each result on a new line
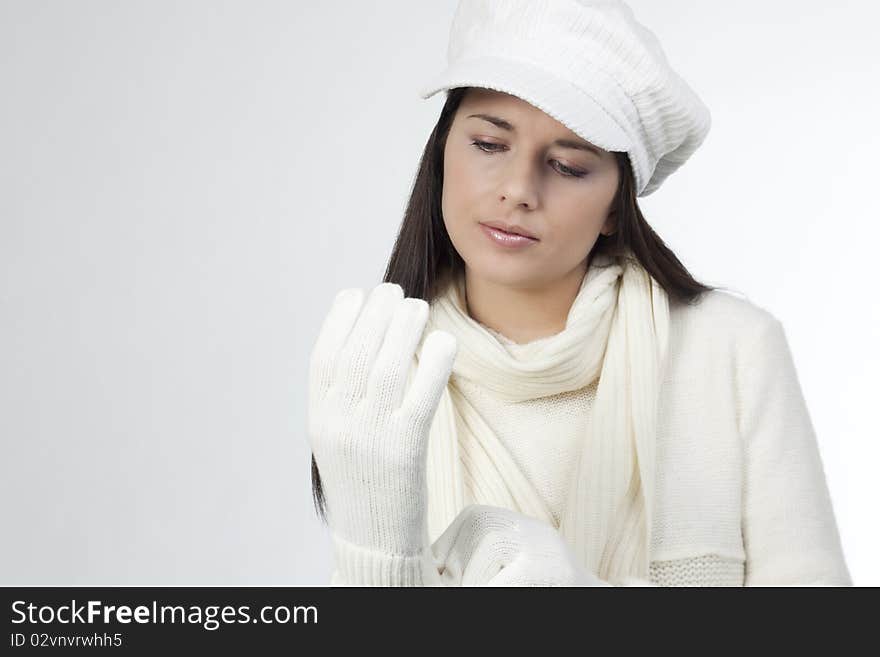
top-left (329, 288), bottom-right (853, 586)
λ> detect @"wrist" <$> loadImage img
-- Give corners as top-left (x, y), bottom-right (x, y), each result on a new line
top-left (330, 533), bottom-right (443, 587)
top-left (324, 479), bottom-right (429, 556)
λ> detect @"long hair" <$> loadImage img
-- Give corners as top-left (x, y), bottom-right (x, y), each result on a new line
top-left (310, 86), bottom-right (721, 522)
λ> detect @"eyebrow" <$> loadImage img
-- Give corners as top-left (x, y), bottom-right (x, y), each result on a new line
top-left (466, 112), bottom-right (604, 157)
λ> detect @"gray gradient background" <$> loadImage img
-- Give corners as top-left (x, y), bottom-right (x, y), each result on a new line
top-left (1, 0), bottom-right (877, 585)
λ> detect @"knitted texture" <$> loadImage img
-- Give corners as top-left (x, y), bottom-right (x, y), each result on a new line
top-left (330, 534), bottom-right (443, 587)
top-left (456, 376), bottom-right (592, 526)
top-left (649, 554), bottom-right (744, 587)
top-left (327, 286), bottom-right (853, 586)
top-left (418, 0), bottom-right (712, 197)
top-left (307, 283), bottom-right (456, 586)
top-left (431, 504), bottom-right (614, 586)
top-left (423, 252), bottom-right (669, 584)
top-left (429, 289), bottom-right (853, 586)
top-left (452, 377), bottom-right (748, 586)
top-left (476, 326), bottom-right (597, 526)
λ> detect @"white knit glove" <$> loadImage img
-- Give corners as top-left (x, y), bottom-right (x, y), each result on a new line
top-left (430, 504), bottom-right (613, 587)
top-left (308, 282), bottom-right (458, 586)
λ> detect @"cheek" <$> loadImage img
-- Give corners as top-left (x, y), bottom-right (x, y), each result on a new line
top-left (442, 150), bottom-right (481, 233)
top-left (536, 202), bottom-right (607, 266)
top-left (554, 220), bottom-right (601, 256)
top-left (552, 180), bottom-right (615, 236)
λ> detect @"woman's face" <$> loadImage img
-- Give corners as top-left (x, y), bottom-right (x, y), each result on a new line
top-left (442, 88), bottom-right (620, 289)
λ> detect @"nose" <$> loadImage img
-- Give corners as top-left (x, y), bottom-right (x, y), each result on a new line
top-left (497, 156), bottom-right (539, 210)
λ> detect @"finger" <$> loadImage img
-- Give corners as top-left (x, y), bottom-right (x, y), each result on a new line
top-left (483, 557), bottom-right (536, 587)
top-left (430, 504), bottom-right (519, 586)
top-left (401, 329), bottom-right (457, 429)
top-left (461, 527), bottom-right (520, 586)
top-left (367, 297), bottom-right (429, 411)
top-left (430, 504), bottom-right (483, 572)
top-left (432, 503), bottom-right (520, 562)
top-left (308, 288), bottom-right (365, 399)
top-left (336, 283), bottom-right (404, 405)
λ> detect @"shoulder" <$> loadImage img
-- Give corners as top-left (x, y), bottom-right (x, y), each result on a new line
top-left (678, 285), bottom-right (779, 326)
top-left (667, 287), bottom-right (786, 370)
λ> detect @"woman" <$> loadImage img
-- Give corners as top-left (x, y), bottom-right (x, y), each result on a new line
top-left (307, 0), bottom-right (852, 586)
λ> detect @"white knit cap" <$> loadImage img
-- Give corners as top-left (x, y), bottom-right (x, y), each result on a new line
top-left (418, 0), bottom-right (712, 197)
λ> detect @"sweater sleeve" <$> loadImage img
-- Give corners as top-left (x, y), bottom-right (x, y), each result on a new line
top-left (329, 531), bottom-right (444, 587)
top-left (737, 315), bottom-right (852, 586)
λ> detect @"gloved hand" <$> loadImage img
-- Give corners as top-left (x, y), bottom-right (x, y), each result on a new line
top-left (430, 504), bottom-right (613, 587)
top-left (307, 282), bottom-right (458, 586)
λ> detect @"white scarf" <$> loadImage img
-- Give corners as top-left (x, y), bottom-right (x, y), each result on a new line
top-left (418, 250), bottom-right (670, 584)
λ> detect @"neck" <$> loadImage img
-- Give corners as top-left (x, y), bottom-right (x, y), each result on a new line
top-left (463, 258), bottom-right (589, 345)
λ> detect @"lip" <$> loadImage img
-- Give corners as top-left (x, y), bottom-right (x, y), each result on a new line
top-left (479, 223), bottom-right (540, 249)
top-left (480, 220), bottom-right (538, 240)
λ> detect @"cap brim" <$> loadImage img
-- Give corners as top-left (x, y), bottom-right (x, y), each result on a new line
top-left (418, 55), bottom-right (631, 154)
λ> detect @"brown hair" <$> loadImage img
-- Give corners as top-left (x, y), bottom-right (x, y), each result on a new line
top-left (310, 86), bottom-right (722, 522)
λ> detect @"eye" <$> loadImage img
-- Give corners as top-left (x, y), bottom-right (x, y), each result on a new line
top-left (469, 140), bottom-right (588, 179)
top-left (470, 139), bottom-right (505, 154)
top-left (552, 161), bottom-right (587, 178)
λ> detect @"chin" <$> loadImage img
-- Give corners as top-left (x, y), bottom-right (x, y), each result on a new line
top-left (464, 258), bottom-right (544, 288)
